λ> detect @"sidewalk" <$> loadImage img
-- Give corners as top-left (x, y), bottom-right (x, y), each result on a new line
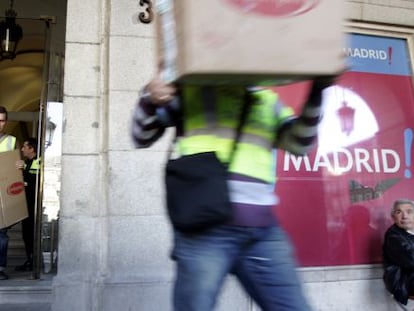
top-left (1, 303), bottom-right (51, 311)
top-left (0, 269), bottom-right (53, 311)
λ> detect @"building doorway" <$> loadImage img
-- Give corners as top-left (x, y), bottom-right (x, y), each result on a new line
top-left (0, 15), bottom-right (64, 279)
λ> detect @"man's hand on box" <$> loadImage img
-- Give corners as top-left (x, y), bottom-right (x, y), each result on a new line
top-left (313, 75), bottom-right (338, 90)
top-left (16, 160), bottom-right (24, 170)
top-left (313, 61), bottom-right (348, 90)
top-left (146, 74), bottom-right (177, 106)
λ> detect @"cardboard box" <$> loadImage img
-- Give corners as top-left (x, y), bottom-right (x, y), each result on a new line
top-left (0, 150), bottom-right (28, 229)
top-left (156, 0), bottom-right (346, 85)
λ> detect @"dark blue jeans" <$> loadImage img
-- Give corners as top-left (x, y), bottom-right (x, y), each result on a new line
top-left (172, 225), bottom-right (312, 311)
top-left (0, 228), bottom-right (8, 269)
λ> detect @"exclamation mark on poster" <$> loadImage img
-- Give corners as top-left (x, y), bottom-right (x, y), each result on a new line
top-left (404, 128), bottom-right (413, 178)
top-left (388, 46), bottom-right (393, 65)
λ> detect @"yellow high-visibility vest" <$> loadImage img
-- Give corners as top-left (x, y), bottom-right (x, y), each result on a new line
top-left (0, 134), bottom-right (17, 152)
top-left (177, 86), bottom-right (293, 183)
top-left (28, 158), bottom-right (41, 175)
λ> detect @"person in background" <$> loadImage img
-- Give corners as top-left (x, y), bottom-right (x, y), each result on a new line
top-left (0, 106), bottom-right (19, 280)
top-left (15, 137), bottom-right (40, 272)
top-left (383, 199), bottom-right (414, 306)
top-left (131, 71), bottom-right (336, 311)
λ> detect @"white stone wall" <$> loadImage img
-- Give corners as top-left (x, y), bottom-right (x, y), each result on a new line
top-left (347, 0), bottom-right (414, 26)
top-left (52, 1), bottom-right (414, 310)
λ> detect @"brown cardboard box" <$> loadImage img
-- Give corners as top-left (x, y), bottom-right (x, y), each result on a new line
top-left (0, 150), bottom-right (28, 229)
top-left (156, 0), bottom-right (346, 85)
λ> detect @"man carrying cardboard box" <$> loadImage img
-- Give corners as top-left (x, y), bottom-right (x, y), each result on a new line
top-left (0, 106), bottom-right (19, 280)
top-left (132, 3), bottom-right (345, 308)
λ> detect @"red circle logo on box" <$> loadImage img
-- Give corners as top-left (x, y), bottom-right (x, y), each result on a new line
top-left (223, 0), bottom-right (320, 17)
top-left (7, 182), bottom-right (25, 196)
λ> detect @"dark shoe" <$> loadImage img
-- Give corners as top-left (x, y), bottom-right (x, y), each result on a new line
top-left (14, 260), bottom-right (33, 272)
top-left (0, 271), bottom-right (8, 280)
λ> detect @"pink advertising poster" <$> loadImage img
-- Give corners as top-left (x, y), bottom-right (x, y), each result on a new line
top-left (272, 33), bottom-right (414, 266)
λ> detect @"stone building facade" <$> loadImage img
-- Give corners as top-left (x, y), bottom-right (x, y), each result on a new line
top-left (50, 1), bottom-right (414, 310)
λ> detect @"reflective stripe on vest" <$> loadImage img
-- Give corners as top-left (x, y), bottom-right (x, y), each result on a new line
top-left (177, 86), bottom-right (294, 183)
top-left (28, 158), bottom-right (41, 174)
top-left (0, 135), bottom-right (16, 152)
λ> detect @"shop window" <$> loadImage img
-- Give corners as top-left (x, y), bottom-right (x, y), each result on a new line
top-left (272, 24), bottom-right (414, 267)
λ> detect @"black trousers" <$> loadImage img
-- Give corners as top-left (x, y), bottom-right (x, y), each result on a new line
top-left (21, 201), bottom-right (35, 261)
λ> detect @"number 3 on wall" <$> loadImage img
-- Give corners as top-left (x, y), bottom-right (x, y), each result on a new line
top-left (139, 0), bottom-right (154, 24)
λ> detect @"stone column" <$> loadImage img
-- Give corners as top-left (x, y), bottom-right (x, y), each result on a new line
top-left (51, 0), bottom-right (177, 310)
top-left (51, 0), bottom-right (113, 309)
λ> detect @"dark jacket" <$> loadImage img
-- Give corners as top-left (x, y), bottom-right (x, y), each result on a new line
top-left (383, 224), bottom-right (414, 305)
